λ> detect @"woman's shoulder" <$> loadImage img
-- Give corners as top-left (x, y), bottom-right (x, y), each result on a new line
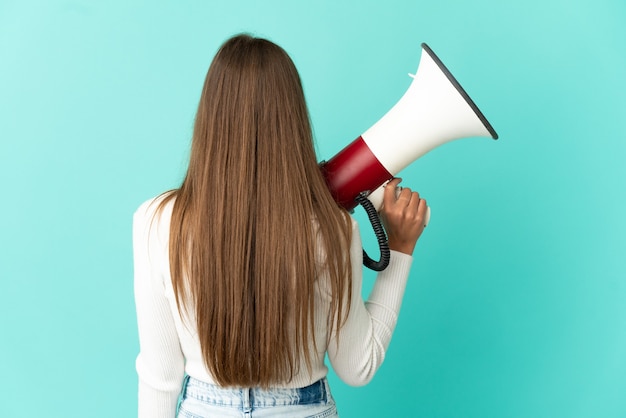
top-left (134, 191), bottom-right (176, 218)
top-left (133, 191), bottom-right (177, 240)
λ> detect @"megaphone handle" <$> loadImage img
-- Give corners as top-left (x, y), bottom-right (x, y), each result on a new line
top-left (355, 192), bottom-right (390, 271)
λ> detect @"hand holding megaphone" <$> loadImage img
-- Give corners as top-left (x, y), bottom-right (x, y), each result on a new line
top-left (320, 43), bottom-right (498, 271)
top-left (372, 179), bottom-right (432, 228)
top-left (379, 178), bottom-right (429, 256)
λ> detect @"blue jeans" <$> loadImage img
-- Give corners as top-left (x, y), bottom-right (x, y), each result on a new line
top-left (177, 375), bottom-right (339, 418)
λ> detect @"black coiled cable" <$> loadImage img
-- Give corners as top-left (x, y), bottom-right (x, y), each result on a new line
top-left (354, 192), bottom-right (390, 271)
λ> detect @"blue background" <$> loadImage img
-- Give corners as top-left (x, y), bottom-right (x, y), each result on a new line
top-left (1, 0), bottom-right (625, 417)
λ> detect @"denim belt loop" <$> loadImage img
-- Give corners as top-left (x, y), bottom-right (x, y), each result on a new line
top-left (176, 374), bottom-right (191, 415)
top-left (242, 387), bottom-right (252, 415)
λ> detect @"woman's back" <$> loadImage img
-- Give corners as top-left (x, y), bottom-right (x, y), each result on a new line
top-left (134, 189), bottom-right (415, 416)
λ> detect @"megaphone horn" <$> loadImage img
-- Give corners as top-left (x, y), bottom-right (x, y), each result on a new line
top-left (320, 43), bottom-right (498, 213)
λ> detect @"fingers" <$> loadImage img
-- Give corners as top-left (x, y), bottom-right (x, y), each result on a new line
top-left (382, 179), bottom-right (428, 221)
top-left (396, 187), bottom-right (414, 204)
top-left (403, 192), bottom-right (427, 226)
top-left (405, 190), bottom-right (421, 208)
top-left (384, 178), bottom-right (420, 209)
top-left (383, 177), bottom-right (402, 208)
top-left (384, 181), bottom-right (429, 225)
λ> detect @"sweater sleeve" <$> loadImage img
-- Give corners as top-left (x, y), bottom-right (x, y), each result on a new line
top-left (133, 200), bottom-right (185, 418)
top-left (326, 220), bottom-right (413, 386)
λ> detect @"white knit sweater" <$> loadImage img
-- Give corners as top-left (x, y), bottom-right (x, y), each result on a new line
top-left (133, 195), bottom-right (413, 417)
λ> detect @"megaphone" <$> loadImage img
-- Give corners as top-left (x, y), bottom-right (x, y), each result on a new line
top-left (320, 43), bottom-right (498, 270)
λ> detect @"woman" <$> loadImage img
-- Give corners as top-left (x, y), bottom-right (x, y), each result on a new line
top-left (133, 34), bottom-right (428, 418)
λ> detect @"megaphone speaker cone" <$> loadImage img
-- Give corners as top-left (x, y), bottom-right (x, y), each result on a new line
top-left (420, 43), bottom-right (498, 140)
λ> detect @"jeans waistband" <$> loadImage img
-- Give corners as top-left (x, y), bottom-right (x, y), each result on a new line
top-left (182, 376), bottom-right (330, 408)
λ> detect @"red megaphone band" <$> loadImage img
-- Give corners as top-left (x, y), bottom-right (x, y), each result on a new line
top-left (320, 136), bottom-right (392, 211)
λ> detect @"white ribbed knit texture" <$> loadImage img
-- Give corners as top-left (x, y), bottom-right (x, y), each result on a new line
top-left (133, 195), bottom-right (413, 418)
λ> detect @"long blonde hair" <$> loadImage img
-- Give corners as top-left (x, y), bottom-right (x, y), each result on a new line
top-left (158, 34), bottom-right (352, 387)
